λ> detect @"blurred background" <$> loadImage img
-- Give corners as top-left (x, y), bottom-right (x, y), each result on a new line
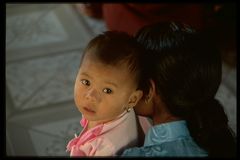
top-left (6, 3), bottom-right (236, 156)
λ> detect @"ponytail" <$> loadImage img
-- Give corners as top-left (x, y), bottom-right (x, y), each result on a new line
top-left (186, 98), bottom-right (236, 157)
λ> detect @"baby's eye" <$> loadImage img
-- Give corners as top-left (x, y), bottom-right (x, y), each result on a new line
top-left (103, 88), bottom-right (112, 94)
top-left (81, 79), bottom-right (90, 86)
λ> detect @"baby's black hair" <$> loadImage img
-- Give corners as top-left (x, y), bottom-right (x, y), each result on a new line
top-left (81, 31), bottom-right (145, 87)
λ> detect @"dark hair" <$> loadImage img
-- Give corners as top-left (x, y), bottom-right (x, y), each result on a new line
top-left (135, 22), bottom-right (236, 157)
top-left (81, 31), bottom-right (144, 86)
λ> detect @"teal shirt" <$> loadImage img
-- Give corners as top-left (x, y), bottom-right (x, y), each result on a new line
top-left (122, 120), bottom-right (208, 157)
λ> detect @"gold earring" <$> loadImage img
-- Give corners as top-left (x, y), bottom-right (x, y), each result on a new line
top-left (125, 107), bottom-right (132, 112)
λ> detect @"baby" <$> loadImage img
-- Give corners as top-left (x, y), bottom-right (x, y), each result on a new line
top-left (66, 31), bottom-right (144, 156)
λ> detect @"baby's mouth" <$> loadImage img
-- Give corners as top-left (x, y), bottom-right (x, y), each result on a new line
top-left (83, 107), bottom-right (95, 113)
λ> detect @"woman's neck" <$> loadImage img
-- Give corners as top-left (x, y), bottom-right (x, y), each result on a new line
top-left (152, 113), bottom-right (180, 125)
top-left (152, 97), bottom-right (180, 125)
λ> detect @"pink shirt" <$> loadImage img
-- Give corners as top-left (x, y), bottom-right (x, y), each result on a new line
top-left (138, 116), bottom-right (153, 134)
top-left (66, 109), bottom-right (138, 156)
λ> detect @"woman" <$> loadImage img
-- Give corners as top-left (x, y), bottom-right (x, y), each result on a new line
top-left (122, 22), bottom-right (236, 157)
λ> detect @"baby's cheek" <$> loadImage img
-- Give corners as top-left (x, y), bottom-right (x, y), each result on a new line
top-left (74, 86), bottom-right (82, 104)
top-left (74, 82), bottom-right (82, 95)
top-left (74, 95), bottom-right (83, 113)
top-left (74, 91), bottom-right (82, 103)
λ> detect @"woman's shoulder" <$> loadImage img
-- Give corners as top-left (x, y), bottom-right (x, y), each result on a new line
top-left (122, 138), bottom-right (208, 157)
top-left (122, 120), bottom-right (208, 157)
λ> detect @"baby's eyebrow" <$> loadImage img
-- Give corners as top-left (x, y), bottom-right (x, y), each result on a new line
top-left (104, 81), bottom-right (118, 88)
top-left (80, 72), bottom-right (91, 78)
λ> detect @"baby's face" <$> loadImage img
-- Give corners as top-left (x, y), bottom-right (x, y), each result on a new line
top-left (74, 52), bottom-right (141, 124)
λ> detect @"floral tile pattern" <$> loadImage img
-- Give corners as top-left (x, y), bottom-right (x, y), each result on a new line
top-left (6, 8), bottom-right (68, 50)
top-left (6, 100), bottom-right (83, 156)
top-left (6, 4), bottom-right (96, 156)
top-left (29, 116), bottom-right (83, 156)
top-left (6, 4), bottom-right (93, 62)
top-left (6, 51), bottom-right (82, 110)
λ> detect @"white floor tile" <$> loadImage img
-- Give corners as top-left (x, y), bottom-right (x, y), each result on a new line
top-left (6, 4), bottom-right (92, 62)
top-left (6, 51), bottom-right (82, 111)
top-left (29, 129), bottom-right (68, 156)
top-left (7, 101), bottom-right (83, 156)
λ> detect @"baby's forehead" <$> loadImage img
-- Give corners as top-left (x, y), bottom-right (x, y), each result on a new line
top-left (83, 52), bottom-right (138, 76)
top-left (80, 54), bottom-right (139, 86)
top-left (85, 53), bottom-right (131, 70)
top-left (83, 50), bottom-right (133, 67)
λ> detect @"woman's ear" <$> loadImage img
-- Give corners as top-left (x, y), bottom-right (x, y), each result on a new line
top-left (128, 90), bottom-right (143, 108)
top-left (145, 79), bottom-right (156, 104)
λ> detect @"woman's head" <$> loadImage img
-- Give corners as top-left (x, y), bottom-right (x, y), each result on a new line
top-left (134, 21), bottom-right (235, 157)
top-left (135, 21), bottom-right (222, 118)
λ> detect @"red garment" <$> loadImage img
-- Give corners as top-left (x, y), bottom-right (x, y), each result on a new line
top-left (102, 4), bottom-right (214, 35)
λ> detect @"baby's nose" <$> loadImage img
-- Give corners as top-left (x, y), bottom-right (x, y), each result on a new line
top-left (85, 88), bottom-right (101, 102)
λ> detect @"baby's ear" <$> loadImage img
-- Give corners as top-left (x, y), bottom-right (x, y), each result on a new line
top-left (128, 90), bottom-right (143, 108)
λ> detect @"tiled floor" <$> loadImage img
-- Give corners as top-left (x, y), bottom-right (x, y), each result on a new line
top-left (6, 4), bottom-right (107, 156)
top-left (6, 51), bottom-right (81, 110)
top-left (6, 4), bottom-right (236, 156)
